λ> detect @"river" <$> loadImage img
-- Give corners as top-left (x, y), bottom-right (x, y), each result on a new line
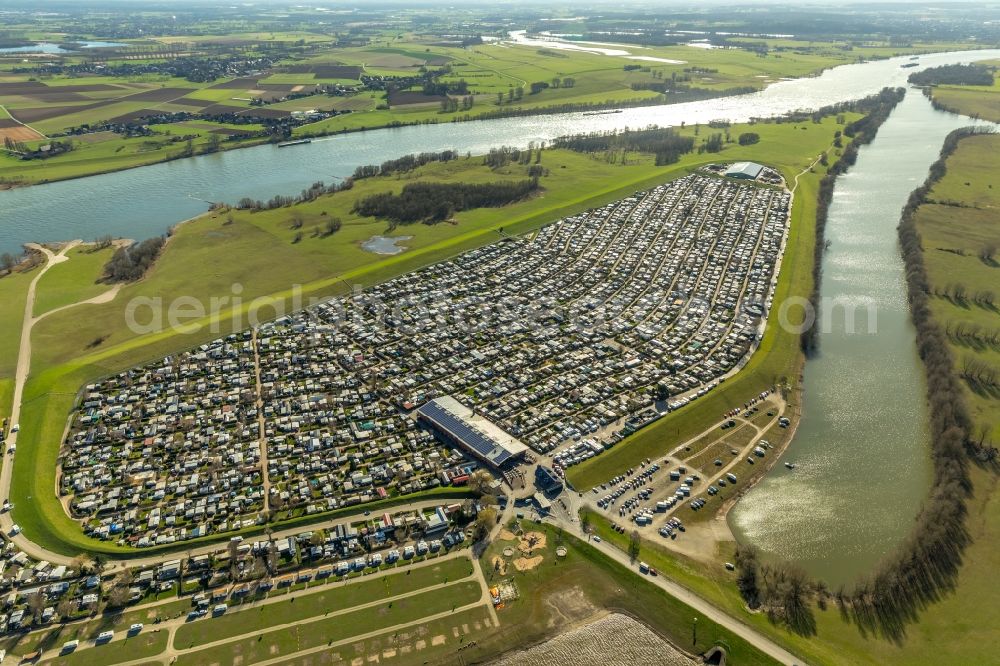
top-left (728, 89), bottom-right (998, 587)
top-left (1, 49), bottom-right (999, 255)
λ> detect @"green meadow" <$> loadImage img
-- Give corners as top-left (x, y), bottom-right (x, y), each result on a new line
top-left (32, 245), bottom-right (115, 317)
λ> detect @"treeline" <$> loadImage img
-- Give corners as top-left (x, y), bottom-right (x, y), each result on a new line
top-left (631, 80), bottom-right (755, 97)
top-left (352, 179), bottom-right (538, 224)
top-left (102, 237), bottom-right (165, 283)
top-left (235, 178), bottom-right (354, 211)
top-left (908, 64), bottom-right (994, 87)
top-left (735, 545), bottom-right (817, 635)
top-left (945, 320), bottom-right (1000, 351)
top-left (443, 88), bottom-right (746, 125)
top-left (801, 87), bottom-right (906, 354)
top-left (960, 356), bottom-right (1000, 394)
top-left (352, 150), bottom-right (458, 180)
top-left (483, 144), bottom-right (543, 169)
top-left (551, 126), bottom-right (696, 165)
top-left (933, 281), bottom-right (996, 309)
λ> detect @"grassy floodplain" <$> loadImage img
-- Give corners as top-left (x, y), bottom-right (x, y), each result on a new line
top-left (2, 114), bottom-right (852, 558)
top-left (913, 132), bottom-right (1000, 432)
top-left (929, 60), bottom-right (1000, 122)
top-left (0, 267), bottom-right (34, 423)
top-left (32, 245), bottom-right (115, 316)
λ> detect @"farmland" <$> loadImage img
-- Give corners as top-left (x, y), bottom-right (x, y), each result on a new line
top-left (0, 18), bottom-right (968, 186)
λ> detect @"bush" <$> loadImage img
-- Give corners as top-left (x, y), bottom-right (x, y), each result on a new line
top-left (102, 237), bottom-right (165, 283)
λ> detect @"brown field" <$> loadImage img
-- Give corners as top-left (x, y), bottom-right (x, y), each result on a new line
top-left (312, 65), bottom-right (363, 79)
top-left (122, 87), bottom-right (193, 102)
top-left (255, 83), bottom-right (304, 92)
top-left (0, 81), bottom-right (48, 95)
top-left (329, 96), bottom-right (376, 111)
top-left (23, 91), bottom-right (90, 102)
top-left (0, 124), bottom-right (43, 141)
top-left (233, 106), bottom-right (291, 119)
top-left (283, 64), bottom-right (361, 77)
top-left (171, 98), bottom-right (215, 108)
top-left (9, 103), bottom-right (109, 123)
top-left (105, 108), bottom-right (164, 123)
top-left (493, 613), bottom-right (695, 666)
top-left (366, 54), bottom-right (426, 68)
top-left (315, 65), bottom-right (362, 79)
top-left (207, 77), bottom-right (260, 90)
top-left (388, 90), bottom-right (446, 105)
top-left (0, 82), bottom-right (120, 94)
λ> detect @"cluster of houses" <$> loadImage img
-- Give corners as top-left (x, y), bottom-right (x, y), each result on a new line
top-left (152, 503), bottom-right (473, 600)
top-left (0, 501), bottom-right (474, 636)
top-left (0, 540), bottom-right (92, 634)
top-left (58, 172), bottom-right (787, 546)
top-left (60, 334), bottom-right (269, 546)
top-left (255, 318), bottom-right (477, 514)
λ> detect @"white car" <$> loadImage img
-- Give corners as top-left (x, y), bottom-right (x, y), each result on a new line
top-left (9, 424), bottom-right (18, 433)
top-left (592, 535), bottom-right (601, 543)
top-left (129, 623), bottom-right (143, 634)
top-left (8, 524), bottom-right (20, 537)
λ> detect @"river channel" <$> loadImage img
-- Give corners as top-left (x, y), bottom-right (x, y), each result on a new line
top-left (728, 88), bottom-right (997, 587)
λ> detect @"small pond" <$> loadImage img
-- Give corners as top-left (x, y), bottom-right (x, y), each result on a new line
top-left (361, 235), bottom-right (413, 255)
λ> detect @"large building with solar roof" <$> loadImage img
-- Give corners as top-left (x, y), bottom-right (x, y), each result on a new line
top-left (724, 161), bottom-right (764, 180)
top-left (417, 396), bottom-right (529, 470)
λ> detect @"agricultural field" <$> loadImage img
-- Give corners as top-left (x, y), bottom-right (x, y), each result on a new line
top-left (0, 26), bottom-right (962, 186)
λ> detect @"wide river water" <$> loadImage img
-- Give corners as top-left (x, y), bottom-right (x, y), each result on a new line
top-left (729, 89), bottom-right (997, 586)
top-left (1, 48), bottom-right (998, 582)
top-left (1, 49), bottom-right (999, 255)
